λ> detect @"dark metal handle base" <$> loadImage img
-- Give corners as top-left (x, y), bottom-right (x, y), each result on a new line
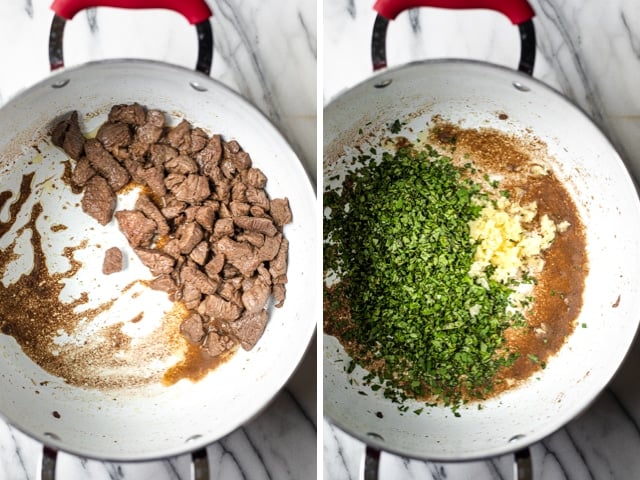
top-left (48, 13), bottom-right (214, 75)
top-left (371, 13), bottom-right (536, 76)
top-left (40, 446), bottom-right (210, 479)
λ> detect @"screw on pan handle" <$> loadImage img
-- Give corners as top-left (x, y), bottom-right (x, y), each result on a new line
top-left (39, 446), bottom-right (211, 479)
top-left (371, 0), bottom-right (536, 76)
top-left (48, 0), bottom-right (214, 75)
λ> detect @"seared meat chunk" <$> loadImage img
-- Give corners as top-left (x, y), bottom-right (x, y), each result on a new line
top-left (115, 210), bottom-right (157, 247)
top-left (214, 236), bottom-right (261, 277)
top-left (138, 166), bottom-right (167, 199)
top-left (133, 109), bottom-right (165, 149)
top-left (149, 274), bottom-right (178, 295)
top-left (172, 174), bottom-right (210, 204)
top-left (269, 237), bottom-right (289, 279)
top-left (51, 111), bottom-right (85, 160)
top-left (228, 310), bottom-right (268, 351)
top-left (198, 294), bottom-right (242, 322)
top-left (241, 277), bottom-right (271, 313)
top-left (195, 134), bottom-right (223, 177)
top-left (176, 221), bottom-right (204, 255)
top-left (108, 103), bottom-right (146, 126)
top-left (203, 331), bottom-right (235, 357)
top-left (180, 261), bottom-right (218, 296)
top-left (180, 313), bottom-right (205, 344)
top-left (102, 247), bottom-right (123, 275)
top-left (71, 156), bottom-right (96, 189)
top-left (133, 247), bottom-right (175, 276)
top-left (165, 155), bottom-right (198, 175)
top-left (166, 119), bottom-right (191, 152)
top-left (81, 176), bottom-right (116, 225)
top-left (135, 195), bottom-right (170, 237)
top-left (270, 197), bottom-right (293, 226)
top-left (96, 122), bottom-right (131, 151)
top-left (245, 167), bottom-right (267, 189)
top-left (149, 144), bottom-right (178, 169)
top-left (233, 216), bottom-right (277, 237)
top-left (84, 139), bottom-right (130, 191)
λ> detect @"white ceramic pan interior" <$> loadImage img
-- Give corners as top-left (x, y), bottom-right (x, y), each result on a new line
top-left (0, 60), bottom-right (317, 460)
top-left (323, 60), bottom-right (640, 461)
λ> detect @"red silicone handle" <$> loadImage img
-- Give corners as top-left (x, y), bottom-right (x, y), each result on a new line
top-left (50, 0), bottom-right (212, 25)
top-left (373, 0), bottom-right (535, 25)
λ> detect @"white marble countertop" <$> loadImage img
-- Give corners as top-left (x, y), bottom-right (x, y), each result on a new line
top-left (323, 0), bottom-right (640, 479)
top-left (0, 1), bottom-right (316, 479)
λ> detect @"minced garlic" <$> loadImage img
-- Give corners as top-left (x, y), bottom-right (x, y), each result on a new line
top-left (469, 196), bottom-right (569, 283)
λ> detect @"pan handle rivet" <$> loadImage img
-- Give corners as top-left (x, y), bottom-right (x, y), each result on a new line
top-left (508, 434), bottom-right (525, 442)
top-left (43, 432), bottom-right (61, 441)
top-left (51, 79), bottom-right (70, 89)
top-left (185, 434), bottom-right (203, 442)
top-left (512, 81), bottom-right (530, 92)
top-left (374, 79), bottom-right (392, 89)
top-left (366, 432), bottom-right (385, 441)
top-left (189, 81), bottom-right (208, 92)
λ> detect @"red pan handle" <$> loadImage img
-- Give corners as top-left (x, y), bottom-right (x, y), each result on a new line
top-left (373, 0), bottom-right (535, 24)
top-left (50, 0), bottom-right (212, 24)
top-left (48, 0), bottom-right (214, 74)
top-left (371, 0), bottom-right (536, 74)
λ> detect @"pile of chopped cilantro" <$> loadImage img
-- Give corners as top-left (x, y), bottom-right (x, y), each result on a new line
top-left (324, 143), bottom-right (523, 409)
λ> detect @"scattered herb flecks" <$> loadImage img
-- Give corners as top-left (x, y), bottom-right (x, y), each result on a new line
top-left (324, 143), bottom-right (523, 410)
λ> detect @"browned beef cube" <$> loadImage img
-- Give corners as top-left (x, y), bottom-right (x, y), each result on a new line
top-left (85, 138), bottom-right (130, 191)
top-left (102, 247), bottom-right (123, 275)
top-left (195, 134), bottom-right (222, 177)
top-left (149, 144), bottom-right (178, 169)
top-left (115, 210), bottom-right (157, 247)
top-left (180, 261), bottom-right (218, 296)
top-left (205, 253), bottom-right (225, 278)
top-left (189, 241), bottom-right (209, 265)
top-left (108, 103), bottom-right (146, 126)
top-left (161, 198), bottom-right (187, 219)
top-left (135, 195), bottom-right (170, 236)
top-left (180, 313), bottom-right (205, 344)
top-left (212, 218), bottom-right (234, 238)
top-left (149, 274), bottom-right (178, 295)
top-left (245, 167), bottom-right (267, 189)
top-left (228, 310), bottom-right (268, 351)
top-left (270, 197), bottom-right (293, 226)
top-left (229, 201), bottom-right (251, 217)
top-left (96, 122), bottom-right (131, 151)
top-left (190, 127), bottom-right (209, 153)
top-left (241, 277), bottom-right (271, 313)
top-left (233, 216), bottom-right (277, 237)
top-left (258, 233), bottom-right (282, 261)
top-left (165, 155), bottom-right (199, 175)
top-left (182, 283), bottom-right (202, 310)
top-left (269, 237), bottom-right (289, 278)
top-left (198, 294), bottom-right (241, 322)
top-left (272, 283), bottom-right (286, 308)
top-left (237, 231), bottom-right (265, 248)
top-left (176, 222), bottom-right (203, 255)
top-left (138, 166), bottom-right (167, 199)
top-left (51, 111), bottom-right (85, 160)
top-left (71, 156), bottom-right (96, 189)
top-left (135, 109), bottom-right (165, 145)
top-left (246, 187), bottom-right (270, 211)
top-left (231, 151), bottom-right (252, 171)
top-left (203, 331), bottom-right (235, 357)
top-left (166, 119), bottom-right (191, 152)
top-left (231, 181), bottom-right (248, 202)
top-left (172, 174), bottom-right (210, 204)
top-left (194, 204), bottom-right (217, 231)
top-left (81, 176), bottom-right (116, 225)
top-left (133, 247), bottom-right (175, 275)
top-left (214, 236), bottom-right (261, 277)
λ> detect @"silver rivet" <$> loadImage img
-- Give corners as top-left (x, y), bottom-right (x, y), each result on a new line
top-left (51, 79), bottom-right (70, 89)
top-left (509, 434), bottom-right (525, 442)
top-left (374, 79), bottom-right (393, 89)
top-left (512, 81), bottom-right (530, 92)
top-left (44, 432), bottom-right (61, 440)
top-left (366, 432), bottom-right (385, 441)
top-left (189, 81), bottom-right (208, 92)
top-left (185, 434), bottom-right (203, 443)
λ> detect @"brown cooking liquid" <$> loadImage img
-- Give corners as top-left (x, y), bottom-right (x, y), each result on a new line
top-left (325, 120), bottom-right (588, 402)
top-left (0, 171), bottom-right (225, 389)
